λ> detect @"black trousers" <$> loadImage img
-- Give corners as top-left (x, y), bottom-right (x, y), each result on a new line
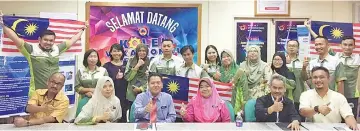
top-left (346, 98), bottom-right (359, 120)
top-left (118, 99), bottom-right (129, 123)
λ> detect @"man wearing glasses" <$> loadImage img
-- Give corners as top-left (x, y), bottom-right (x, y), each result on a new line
top-left (13, 72), bottom-right (69, 127)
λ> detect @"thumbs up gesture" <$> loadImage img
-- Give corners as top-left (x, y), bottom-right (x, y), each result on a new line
top-left (272, 96), bottom-right (283, 113)
top-left (145, 100), bottom-right (153, 113)
top-left (213, 71), bottom-right (221, 80)
top-left (136, 58), bottom-right (145, 68)
top-left (180, 103), bottom-right (187, 116)
top-left (286, 55), bottom-right (291, 64)
top-left (101, 108), bottom-right (111, 121)
top-left (116, 69), bottom-right (123, 79)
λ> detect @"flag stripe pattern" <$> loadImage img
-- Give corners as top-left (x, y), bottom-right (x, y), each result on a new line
top-left (310, 24), bottom-right (360, 55)
top-left (2, 19), bottom-right (83, 55)
top-left (173, 78), bottom-right (233, 115)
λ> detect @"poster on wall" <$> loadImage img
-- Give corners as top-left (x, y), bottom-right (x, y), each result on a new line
top-left (86, 2), bottom-right (202, 64)
top-left (0, 56), bottom-right (30, 117)
top-left (236, 22), bottom-right (268, 63)
top-left (275, 21), bottom-right (304, 54)
top-left (59, 56), bottom-right (76, 105)
top-left (0, 26), bottom-right (3, 49)
top-left (0, 55), bottom-right (76, 117)
top-left (255, 0), bottom-right (290, 16)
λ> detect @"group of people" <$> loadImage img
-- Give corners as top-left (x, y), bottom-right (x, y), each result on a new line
top-left (1, 11), bottom-right (360, 130)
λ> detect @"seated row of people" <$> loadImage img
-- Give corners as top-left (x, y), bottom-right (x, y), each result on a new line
top-left (13, 67), bottom-right (358, 131)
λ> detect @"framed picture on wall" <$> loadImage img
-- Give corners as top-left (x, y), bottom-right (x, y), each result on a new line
top-left (85, 2), bottom-right (202, 64)
top-left (255, 0), bottom-right (290, 16)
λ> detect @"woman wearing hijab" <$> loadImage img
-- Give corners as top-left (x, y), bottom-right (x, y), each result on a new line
top-left (103, 43), bottom-right (128, 122)
top-left (180, 78), bottom-right (230, 122)
top-left (239, 45), bottom-right (272, 99)
top-left (271, 52), bottom-right (296, 100)
top-left (75, 49), bottom-right (108, 117)
top-left (124, 44), bottom-right (150, 106)
top-left (201, 45), bottom-right (221, 80)
top-left (75, 76), bottom-right (122, 124)
top-left (219, 49), bottom-right (238, 83)
top-left (219, 49), bottom-right (246, 108)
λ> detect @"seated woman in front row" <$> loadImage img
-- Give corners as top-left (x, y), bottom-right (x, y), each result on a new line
top-left (75, 76), bottom-right (122, 124)
top-left (180, 77), bottom-right (230, 122)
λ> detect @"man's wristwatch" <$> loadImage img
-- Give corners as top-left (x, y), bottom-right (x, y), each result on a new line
top-left (314, 106), bottom-right (320, 114)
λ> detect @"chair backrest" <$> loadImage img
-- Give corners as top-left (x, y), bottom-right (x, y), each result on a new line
top-left (225, 100), bottom-right (235, 122)
top-left (129, 102), bottom-right (136, 123)
top-left (75, 97), bottom-right (90, 117)
top-left (244, 98), bottom-right (257, 122)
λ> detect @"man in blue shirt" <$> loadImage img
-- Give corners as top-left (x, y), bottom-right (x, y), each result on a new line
top-left (134, 73), bottom-right (176, 123)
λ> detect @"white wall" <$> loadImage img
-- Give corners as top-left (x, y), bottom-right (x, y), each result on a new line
top-left (208, 1), bottom-right (354, 62)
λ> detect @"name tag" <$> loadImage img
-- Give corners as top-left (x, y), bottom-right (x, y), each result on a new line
top-left (81, 73), bottom-right (91, 80)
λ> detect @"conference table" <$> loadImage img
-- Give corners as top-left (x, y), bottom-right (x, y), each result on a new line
top-left (0, 122), bottom-right (355, 130)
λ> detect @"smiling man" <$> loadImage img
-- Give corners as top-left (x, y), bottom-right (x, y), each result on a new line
top-left (176, 45), bottom-right (209, 78)
top-left (255, 75), bottom-right (301, 131)
top-left (149, 39), bottom-right (184, 75)
top-left (134, 73), bottom-right (176, 123)
top-left (13, 72), bottom-right (69, 127)
top-left (334, 36), bottom-right (360, 115)
top-left (0, 11), bottom-right (88, 95)
top-left (301, 36), bottom-right (345, 92)
top-left (299, 67), bottom-right (358, 130)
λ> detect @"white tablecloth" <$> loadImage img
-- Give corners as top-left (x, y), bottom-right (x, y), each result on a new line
top-left (0, 122), bottom-right (354, 130)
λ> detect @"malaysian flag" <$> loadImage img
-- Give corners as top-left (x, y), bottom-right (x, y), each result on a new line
top-left (1, 16), bottom-right (83, 55)
top-left (162, 75), bottom-right (233, 114)
top-left (310, 21), bottom-right (360, 55)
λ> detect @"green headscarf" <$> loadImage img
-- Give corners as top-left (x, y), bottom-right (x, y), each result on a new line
top-left (219, 49), bottom-right (239, 83)
top-left (240, 45), bottom-right (268, 85)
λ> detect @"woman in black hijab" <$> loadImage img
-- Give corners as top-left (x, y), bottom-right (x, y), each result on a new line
top-left (271, 52), bottom-right (296, 100)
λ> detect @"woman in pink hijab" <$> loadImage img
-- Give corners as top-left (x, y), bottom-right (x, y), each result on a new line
top-left (180, 77), bottom-right (231, 122)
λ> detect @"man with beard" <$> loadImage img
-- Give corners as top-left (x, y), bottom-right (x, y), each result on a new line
top-left (299, 67), bottom-right (358, 130)
top-left (0, 11), bottom-right (88, 96)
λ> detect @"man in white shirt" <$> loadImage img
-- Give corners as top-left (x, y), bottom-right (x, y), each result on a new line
top-left (299, 66), bottom-right (358, 130)
top-left (176, 45), bottom-right (208, 78)
top-left (334, 36), bottom-right (360, 118)
top-left (301, 36), bottom-right (345, 92)
top-left (149, 39), bottom-right (183, 75)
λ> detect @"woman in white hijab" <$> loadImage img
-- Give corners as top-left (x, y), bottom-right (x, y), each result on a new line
top-left (75, 76), bottom-right (122, 124)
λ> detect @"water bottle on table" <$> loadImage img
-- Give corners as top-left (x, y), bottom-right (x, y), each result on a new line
top-left (235, 112), bottom-right (243, 127)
